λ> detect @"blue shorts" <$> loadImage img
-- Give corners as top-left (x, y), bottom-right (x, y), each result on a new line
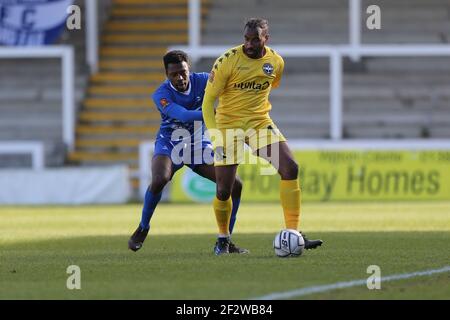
top-left (153, 138), bottom-right (214, 171)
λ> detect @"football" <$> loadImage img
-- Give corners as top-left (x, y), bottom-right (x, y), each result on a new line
top-left (273, 229), bottom-right (305, 257)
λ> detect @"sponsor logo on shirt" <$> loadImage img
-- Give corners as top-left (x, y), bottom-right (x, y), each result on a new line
top-left (233, 81), bottom-right (270, 91)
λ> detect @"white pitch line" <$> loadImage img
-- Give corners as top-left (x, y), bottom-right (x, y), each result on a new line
top-left (251, 266), bottom-right (450, 300)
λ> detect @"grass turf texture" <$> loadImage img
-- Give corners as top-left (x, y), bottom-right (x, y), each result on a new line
top-left (0, 202), bottom-right (449, 299)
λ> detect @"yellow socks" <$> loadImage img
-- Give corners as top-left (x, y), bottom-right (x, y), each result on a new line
top-left (213, 196), bottom-right (232, 237)
top-left (213, 180), bottom-right (300, 236)
top-left (280, 179), bottom-right (301, 230)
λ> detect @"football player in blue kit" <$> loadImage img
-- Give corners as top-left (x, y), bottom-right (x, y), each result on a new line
top-left (128, 50), bottom-right (248, 254)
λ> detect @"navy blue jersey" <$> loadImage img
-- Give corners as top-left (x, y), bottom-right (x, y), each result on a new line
top-left (152, 72), bottom-right (209, 141)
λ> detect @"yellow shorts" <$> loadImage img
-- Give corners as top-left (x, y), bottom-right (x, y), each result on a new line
top-left (211, 119), bottom-right (286, 166)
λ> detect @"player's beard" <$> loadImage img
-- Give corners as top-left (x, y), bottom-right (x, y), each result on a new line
top-left (244, 46), bottom-right (263, 59)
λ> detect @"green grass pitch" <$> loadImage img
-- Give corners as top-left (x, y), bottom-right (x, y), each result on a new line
top-left (0, 202), bottom-right (449, 299)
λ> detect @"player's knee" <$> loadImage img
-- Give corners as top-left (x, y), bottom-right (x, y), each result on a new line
top-left (150, 174), bottom-right (170, 194)
top-left (279, 161), bottom-right (298, 180)
top-left (216, 187), bottom-right (232, 201)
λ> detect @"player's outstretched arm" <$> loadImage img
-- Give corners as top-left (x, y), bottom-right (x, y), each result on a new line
top-left (153, 93), bottom-right (203, 123)
top-left (164, 103), bottom-right (203, 123)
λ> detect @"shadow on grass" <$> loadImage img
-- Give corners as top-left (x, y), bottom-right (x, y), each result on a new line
top-left (1, 231), bottom-right (449, 300)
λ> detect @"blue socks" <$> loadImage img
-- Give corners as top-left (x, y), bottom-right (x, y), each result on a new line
top-left (139, 189), bottom-right (162, 230)
top-left (139, 188), bottom-right (240, 235)
top-left (229, 197), bottom-right (241, 235)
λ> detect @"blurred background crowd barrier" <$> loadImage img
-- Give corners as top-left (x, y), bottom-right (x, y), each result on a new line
top-left (1, 0), bottom-right (449, 204)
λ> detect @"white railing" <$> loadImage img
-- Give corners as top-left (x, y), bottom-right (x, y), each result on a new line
top-left (183, 0), bottom-right (375, 60)
top-left (0, 46), bottom-right (76, 152)
top-left (0, 141), bottom-right (45, 170)
top-left (170, 0), bottom-right (450, 140)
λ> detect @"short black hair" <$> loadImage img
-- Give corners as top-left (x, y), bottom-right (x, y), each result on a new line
top-left (244, 18), bottom-right (269, 33)
top-left (163, 50), bottom-right (190, 71)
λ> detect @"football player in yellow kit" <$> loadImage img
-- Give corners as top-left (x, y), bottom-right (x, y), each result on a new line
top-left (202, 18), bottom-right (323, 254)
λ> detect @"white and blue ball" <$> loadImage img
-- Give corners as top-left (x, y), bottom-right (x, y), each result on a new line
top-left (273, 229), bottom-right (305, 257)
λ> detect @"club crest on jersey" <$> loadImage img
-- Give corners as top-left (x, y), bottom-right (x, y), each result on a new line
top-left (262, 63), bottom-right (274, 75)
top-left (160, 98), bottom-right (170, 108)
